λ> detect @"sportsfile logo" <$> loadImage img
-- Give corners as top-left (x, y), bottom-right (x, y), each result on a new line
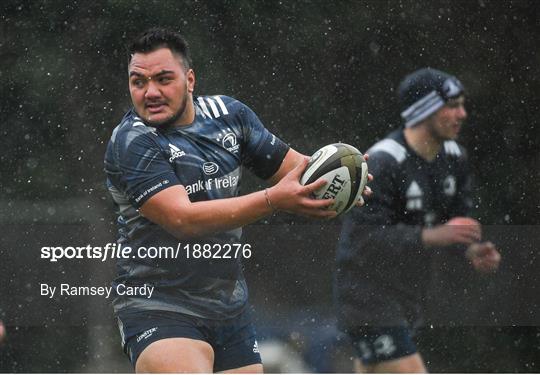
top-left (168, 143), bottom-right (186, 162)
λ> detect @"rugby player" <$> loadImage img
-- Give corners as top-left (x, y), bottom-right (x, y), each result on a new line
top-left (334, 68), bottom-right (501, 373)
top-left (104, 28), bottom-right (370, 373)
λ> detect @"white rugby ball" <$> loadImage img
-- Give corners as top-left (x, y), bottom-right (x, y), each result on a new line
top-left (300, 143), bottom-right (368, 216)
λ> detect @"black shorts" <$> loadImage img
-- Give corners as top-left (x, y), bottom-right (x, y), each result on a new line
top-left (347, 326), bottom-right (418, 365)
top-left (116, 308), bottom-right (261, 372)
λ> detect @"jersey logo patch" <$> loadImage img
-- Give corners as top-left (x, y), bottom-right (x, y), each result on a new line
top-left (168, 143), bottom-right (186, 162)
top-left (217, 129), bottom-right (239, 154)
top-left (202, 162), bottom-right (219, 175)
top-left (443, 175), bottom-right (457, 196)
top-left (406, 180), bottom-right (423, 210)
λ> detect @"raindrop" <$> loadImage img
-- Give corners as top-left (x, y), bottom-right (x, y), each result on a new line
top-left (369, 41), bottom-right (381, 54)
top-left (26, 158), bottom-right (38, 169)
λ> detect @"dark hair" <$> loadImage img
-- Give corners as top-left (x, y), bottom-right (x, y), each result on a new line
top-left (127, 27), bottom-right (192, 69)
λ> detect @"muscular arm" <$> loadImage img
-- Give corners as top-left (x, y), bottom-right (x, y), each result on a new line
top-left (139, 148), bottom-right (333, 239)
top-left (267, 148), bottom-right (306, 185)
top-left (140, 185), bottom-right (273, 238)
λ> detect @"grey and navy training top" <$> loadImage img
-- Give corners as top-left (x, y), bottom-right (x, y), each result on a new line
top-left (334, 129), bottom-right (472, 327)
top-left (104, 95), bottom-right (289, 319)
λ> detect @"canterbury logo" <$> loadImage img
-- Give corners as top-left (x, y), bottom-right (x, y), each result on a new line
top-left (168, 144), bottom-right (186, 162)
top-left (136, 327), bottom-right (157, 343)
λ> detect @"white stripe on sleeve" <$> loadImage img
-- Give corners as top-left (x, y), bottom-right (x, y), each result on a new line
top-left (214, 96), bottom-right (229, 115)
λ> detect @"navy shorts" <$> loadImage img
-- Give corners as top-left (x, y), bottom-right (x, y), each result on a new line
top-left (348, 326), bottom-right (418, 365)
top-left (116, 308), bottom-right (261, 372)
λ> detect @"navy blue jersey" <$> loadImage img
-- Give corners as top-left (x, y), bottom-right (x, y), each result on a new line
top-left (335, 129), bottom-right (472, 327)
top-left (104, 95), bottom-right (289, 319)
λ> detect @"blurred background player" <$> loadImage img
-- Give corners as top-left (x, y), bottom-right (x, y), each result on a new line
top-left (334, 68), bottom-right (501, 373)
top-left (104, 28), bottom-right (370, 373)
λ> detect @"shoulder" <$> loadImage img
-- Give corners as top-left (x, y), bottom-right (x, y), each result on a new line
top-left (367, 131), bottom-right (408, 166)
top-left (194, 95), bottom-right (251, 119)
top-left (107, 110), bottom-right (160, 154)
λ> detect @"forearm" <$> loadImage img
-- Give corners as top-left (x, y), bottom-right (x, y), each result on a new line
top-left (146, 188), bottom-right (273, 239)
top-left (140, 148), bottom-right (334, 239)
top-left (175, 149), bottom-right (304, 236)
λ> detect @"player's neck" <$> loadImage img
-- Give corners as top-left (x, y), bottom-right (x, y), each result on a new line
top-left (404, 126), bottom-right (442, 162)
top-left (174, 97), bottom-right (196, 127)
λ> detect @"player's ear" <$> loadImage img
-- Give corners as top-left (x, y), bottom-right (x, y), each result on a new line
top-left (187, 69), bottom-right (195, 93)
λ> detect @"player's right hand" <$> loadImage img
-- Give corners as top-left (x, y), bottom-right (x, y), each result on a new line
top-left (466, 241), bottom-right (501, 273)
top-left (266, 157), bottom-right (337, 219)
top-left (422, 217), bottom-right (482, 247)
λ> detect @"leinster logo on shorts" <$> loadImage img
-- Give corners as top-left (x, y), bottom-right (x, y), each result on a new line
top-left (202, 162), bottom-right (219, 175)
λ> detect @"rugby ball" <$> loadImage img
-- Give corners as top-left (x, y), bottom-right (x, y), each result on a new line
top-left (300, 143), bottom-right (368, 216)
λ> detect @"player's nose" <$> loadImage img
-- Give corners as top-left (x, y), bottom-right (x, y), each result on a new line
top-left (145, 81), bottom-right (161, 99)
top-left (457, 104), bottom-right (467, 120)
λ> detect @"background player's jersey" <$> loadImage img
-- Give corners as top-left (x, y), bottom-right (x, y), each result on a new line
top-left (104, 95), bottom-right (289, 319)
top-left (335, 129), bottom-right (472, 327)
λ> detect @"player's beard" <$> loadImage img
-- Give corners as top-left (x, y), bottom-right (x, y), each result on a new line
top-left (145, 90), bottom-right (189, 128)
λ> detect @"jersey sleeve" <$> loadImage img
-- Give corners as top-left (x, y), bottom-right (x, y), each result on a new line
top-left (237, 102), bottom-right (290, 180)
top-left (449, 148), bottom-right (474, 218)
top-left (340, 150), bottom-right (423, 259)
top-left (106, 128), bottom-right (181, 208)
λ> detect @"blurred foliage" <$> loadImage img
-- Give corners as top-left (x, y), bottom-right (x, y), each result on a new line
top-left (0, 0), bottom-right (538, 223)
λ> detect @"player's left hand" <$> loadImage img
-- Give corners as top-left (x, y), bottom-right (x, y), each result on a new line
top-left (356, 153), bottom-right (374, 207)
top-left (465, 241), bottom-right (501, 273)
